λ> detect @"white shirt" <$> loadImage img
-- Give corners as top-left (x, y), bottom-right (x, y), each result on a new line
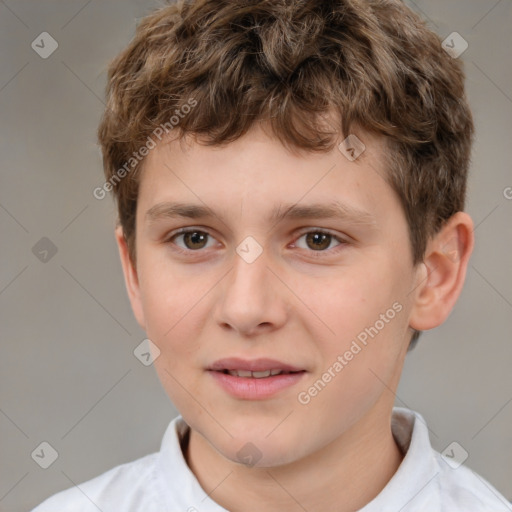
top-left (32, 407), bottom-right (511, 511)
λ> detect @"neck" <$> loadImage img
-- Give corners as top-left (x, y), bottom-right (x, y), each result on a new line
top-left (185, 404), bottom-right (404, 512)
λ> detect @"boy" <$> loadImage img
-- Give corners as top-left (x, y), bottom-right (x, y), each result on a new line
top-left (33, 0), bottom-right (511, 510)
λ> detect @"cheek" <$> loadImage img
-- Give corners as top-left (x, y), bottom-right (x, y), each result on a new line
top-left (293, 262), bottom-right (395, 338)
top-left (298, 261), bottom-right (408, 388)
top-left (136, 255), bottom-right (206, 359)
top-left (301, 312), bottom-right (407, 432)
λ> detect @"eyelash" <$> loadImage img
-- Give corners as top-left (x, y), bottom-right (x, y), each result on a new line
top-left (164, 227), bottom-right (347, 257)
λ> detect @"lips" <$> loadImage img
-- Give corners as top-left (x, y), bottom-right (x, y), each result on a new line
top-left (207, 357), bottom-right (307, 398)
top-left (208, 357), bottom-right (305, 375)
top-left (208, 358), bottom-right (307, 399)
top-left (224, 369), bottom-right (291, 378)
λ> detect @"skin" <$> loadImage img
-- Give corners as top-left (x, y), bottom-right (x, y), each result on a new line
top-left (116, 122), bottom-right (474, 512)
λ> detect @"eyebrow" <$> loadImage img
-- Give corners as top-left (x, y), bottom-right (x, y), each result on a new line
top-left (145, 201), bottom-right (377, 228)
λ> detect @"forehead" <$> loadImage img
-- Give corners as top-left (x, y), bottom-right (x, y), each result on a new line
top-left (136, 124), bottom-right (395, 224)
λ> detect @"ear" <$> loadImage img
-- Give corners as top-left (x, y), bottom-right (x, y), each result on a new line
top-left (115, 225), bottom-right (146, 329)
top-left (409, 211), bottom-right (474, 332)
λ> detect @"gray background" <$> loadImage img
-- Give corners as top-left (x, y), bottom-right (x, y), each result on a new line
top-left (1, 1), bottom-right (511, 511)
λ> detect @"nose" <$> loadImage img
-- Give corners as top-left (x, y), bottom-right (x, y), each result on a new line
top-left (214, 246), bottom-right (289, 337)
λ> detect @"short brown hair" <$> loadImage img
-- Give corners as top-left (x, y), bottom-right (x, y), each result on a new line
top-left (97, 0), bottom-right (474, 345)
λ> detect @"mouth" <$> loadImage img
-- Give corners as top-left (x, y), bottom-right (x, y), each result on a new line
top-left (216, 368), bottom-right (305, 378)
top-left (207, 357), bottom-right (307, 399)
top-left (208, 357), bottom-right (305, 374)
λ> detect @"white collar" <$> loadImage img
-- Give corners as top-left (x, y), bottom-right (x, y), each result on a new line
top-left (153, 407), bottom-right (438, 511)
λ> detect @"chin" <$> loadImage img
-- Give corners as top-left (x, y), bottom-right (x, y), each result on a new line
top-left (227, 447), bottom-right (298, 469)
top-left (221, 432), bottom-right (303, 468)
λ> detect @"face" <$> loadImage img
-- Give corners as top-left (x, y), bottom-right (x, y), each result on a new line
top-left (121, 123), bottom-right (423, 467)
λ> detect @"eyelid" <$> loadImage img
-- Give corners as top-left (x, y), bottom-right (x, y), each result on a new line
top-left (293, 227), bottom-right (347, 241)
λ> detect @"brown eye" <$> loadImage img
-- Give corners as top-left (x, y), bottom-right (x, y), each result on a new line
top-left (305, 232), bottom-right (332, 251)
top-left (170, 229), bottom-right (215, 251)
top-left (183, 231), bottom-right (208, 249)
top-left (292, 230), bottom-right (346, 255)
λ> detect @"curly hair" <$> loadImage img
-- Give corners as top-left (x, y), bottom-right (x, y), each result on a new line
top-left (97, 0), bottom-right (474, 347)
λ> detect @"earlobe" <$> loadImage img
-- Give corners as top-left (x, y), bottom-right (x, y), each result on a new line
top-left (409, 212), bottom-right (474, 332)
top-left (115, 225), bottom-right (146, 329)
